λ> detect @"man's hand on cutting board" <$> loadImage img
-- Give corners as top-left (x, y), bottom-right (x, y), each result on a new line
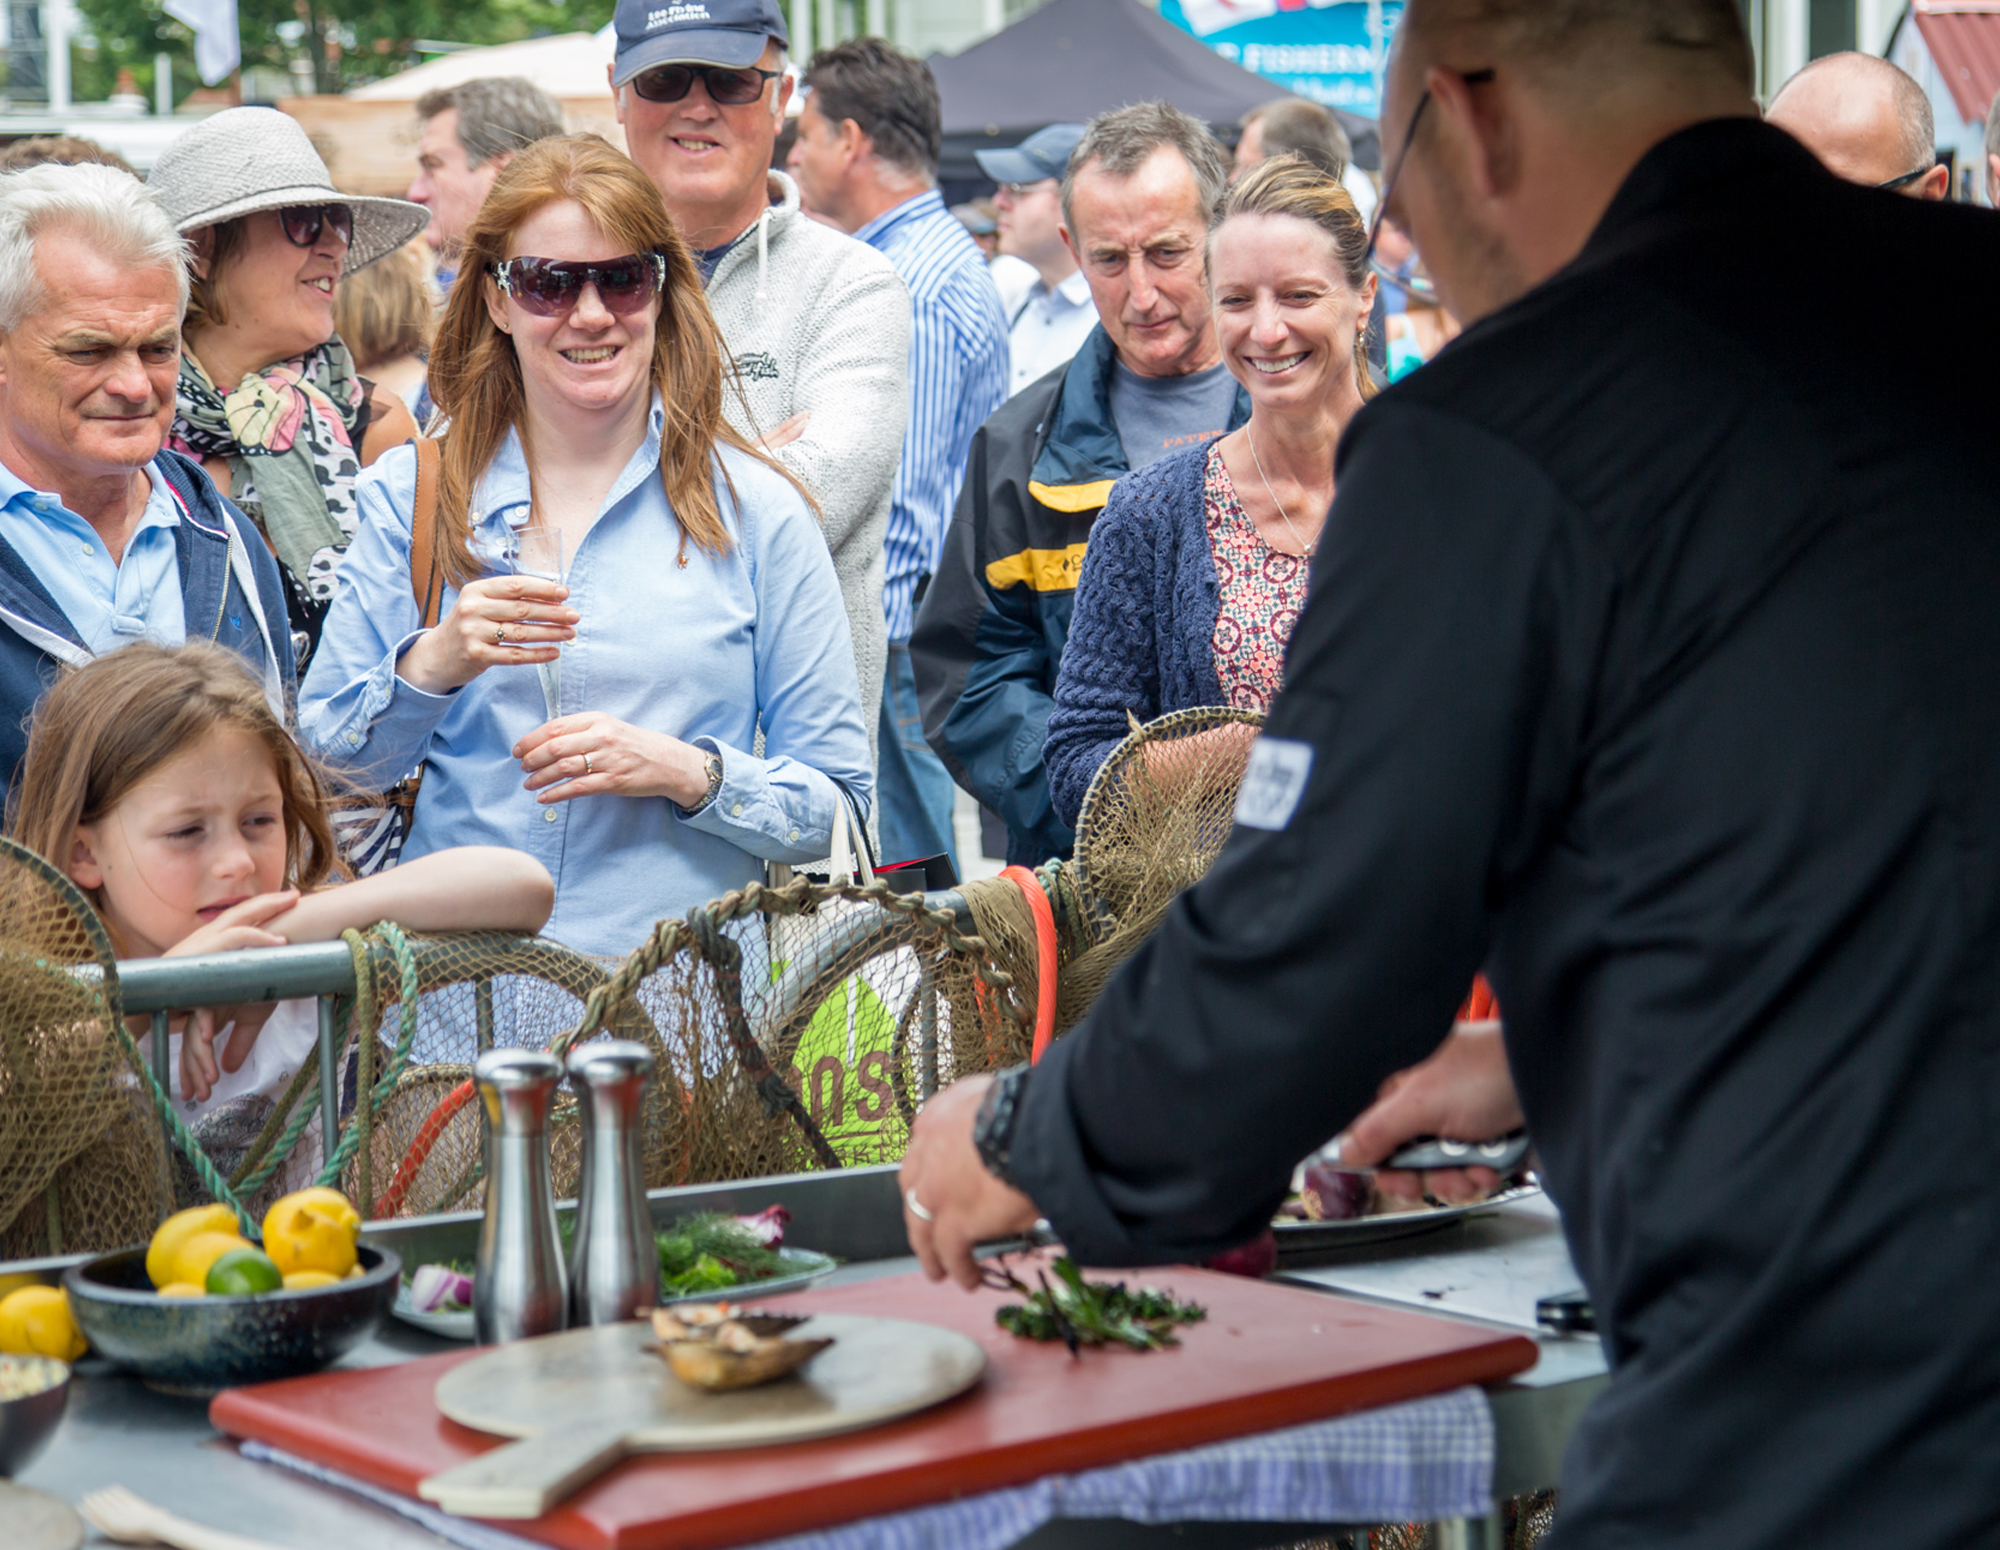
top-left (902, 1074), bottom-right (1041, 1289)
top-left (1341, 1021), bottom-right (1522, 1205)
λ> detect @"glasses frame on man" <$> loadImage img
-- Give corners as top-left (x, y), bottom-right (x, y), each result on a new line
top-left (629, 63), bottom-right (782, 107)
top-left (1364, 67), bottom-right (1498, 270)
top-left (1875, 164), bottom-right (1934, 192)
top-left (995, 179), bottom-right (1059, 199)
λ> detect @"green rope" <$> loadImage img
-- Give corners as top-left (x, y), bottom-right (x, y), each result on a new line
top-left (110, 1013), bottom-right (258, 1235)
top-left (108, 921), bottom-right (425, 1237)
top-left (313, 923), bottom-right (422, 1190)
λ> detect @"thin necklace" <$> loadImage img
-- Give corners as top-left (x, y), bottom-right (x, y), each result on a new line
top-left (1246, 429), bottom-right (1322, 557)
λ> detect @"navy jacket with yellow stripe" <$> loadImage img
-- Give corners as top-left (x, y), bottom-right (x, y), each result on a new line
top-left (910, 328), bottom-right (1250, 865)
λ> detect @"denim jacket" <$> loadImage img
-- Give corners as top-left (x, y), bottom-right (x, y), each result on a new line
top-left (0, 449), bottom-right (293, 803)
top-left (298, 403), bottom-right (874, 958)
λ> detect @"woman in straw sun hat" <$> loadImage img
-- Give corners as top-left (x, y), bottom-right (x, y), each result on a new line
top-left (148, 106), bottom-right (431, 666)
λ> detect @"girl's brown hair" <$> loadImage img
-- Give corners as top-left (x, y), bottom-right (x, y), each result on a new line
top-left (9, 643), bottom-right (339, 923)
top-left (1211, 153), bottom-right (1379, 402)
top-left (427, 133), bottom-right (806, 589)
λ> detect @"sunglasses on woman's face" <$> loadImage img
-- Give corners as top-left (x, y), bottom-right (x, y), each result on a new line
top-left (630, 63), bottom-right (781, 105)
top-left (489, 253), bottom-right (669, 317)
top-left (279, 204), bottom-right (353, 249)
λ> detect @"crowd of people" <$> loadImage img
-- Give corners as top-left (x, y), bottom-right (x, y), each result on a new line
top-left (6, 0), bottom-right (2000, 1538)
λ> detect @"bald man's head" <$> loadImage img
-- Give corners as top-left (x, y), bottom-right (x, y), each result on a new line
top-left (1768, 53), bottom-right (1946, 198)
top-left (1377, 0), bottom-right (1757, 325)
top-left (1395, 0), bottom-right (1754, 97)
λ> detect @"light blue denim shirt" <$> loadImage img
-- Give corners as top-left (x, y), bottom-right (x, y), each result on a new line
top-left (0, 457), bottom-right (186, 653)
top-left (298, 399), bottom-right (873, 959)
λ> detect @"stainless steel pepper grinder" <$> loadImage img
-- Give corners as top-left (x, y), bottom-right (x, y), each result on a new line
top-left (566, 1039), bottom-right (661, 1326)
top-left (473, 1047), bottom-right (568, 1344)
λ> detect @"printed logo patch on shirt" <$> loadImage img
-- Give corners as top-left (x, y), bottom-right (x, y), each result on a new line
top-left (735, 352), bottom-right (780, 381)
top-left (1234, 737), bottom-right (1315, 832)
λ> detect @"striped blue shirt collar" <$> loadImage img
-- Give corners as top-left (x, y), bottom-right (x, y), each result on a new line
top-left (853, 188), bottom-right (948, 249)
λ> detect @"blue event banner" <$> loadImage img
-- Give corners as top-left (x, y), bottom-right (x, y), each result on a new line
top-left (1161, 0), bottom-right (1405, 118)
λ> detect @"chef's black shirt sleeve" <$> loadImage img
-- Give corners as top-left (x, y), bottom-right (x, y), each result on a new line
top-left (1006, 399), bottom-right (1615, 1265)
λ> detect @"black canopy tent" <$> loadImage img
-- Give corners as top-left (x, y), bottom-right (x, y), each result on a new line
top-left (931, 0), bottom-right (1380, 193)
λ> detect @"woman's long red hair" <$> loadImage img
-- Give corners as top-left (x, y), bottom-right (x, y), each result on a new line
top-left (426, 133), bottom-right (806, 588)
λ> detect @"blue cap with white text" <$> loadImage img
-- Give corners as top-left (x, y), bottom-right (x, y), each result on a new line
top-left (612, 0), bottom-right (788, 87)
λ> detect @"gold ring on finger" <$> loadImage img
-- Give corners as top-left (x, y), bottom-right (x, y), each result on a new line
top-left (582, 753), bottom-right (594, 776)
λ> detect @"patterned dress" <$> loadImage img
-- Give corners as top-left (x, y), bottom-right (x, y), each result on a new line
top-left (1204, 444), bottom-right (1310, 711)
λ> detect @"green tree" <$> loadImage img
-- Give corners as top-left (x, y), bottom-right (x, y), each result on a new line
top-left (73, 0), bottom-right (614, 106)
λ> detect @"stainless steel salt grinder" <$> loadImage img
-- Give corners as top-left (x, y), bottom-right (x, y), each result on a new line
top-left (473, 1048), bottom-right (568, 1344)
top-left (566, 1040), bottom-right (661, 1326)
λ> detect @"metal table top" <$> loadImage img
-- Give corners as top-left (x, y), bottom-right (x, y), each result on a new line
top-left (12, 1192), bottom-right (1605, 1547)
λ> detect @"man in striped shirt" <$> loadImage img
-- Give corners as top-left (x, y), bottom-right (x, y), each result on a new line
top-left (789, 38), bottom-right (1009, 871)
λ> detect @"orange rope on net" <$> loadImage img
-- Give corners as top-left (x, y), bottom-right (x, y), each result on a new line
top-left (1001, 865), bottom-right (1060, 1063)
top-left (375, 1078), bottom-right (476, 1218)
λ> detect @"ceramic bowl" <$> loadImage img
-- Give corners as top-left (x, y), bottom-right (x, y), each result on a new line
top-left (64, 1245), bottom-right (398, 1397)
top-left (0, 1354), bottom-right (71, 1475)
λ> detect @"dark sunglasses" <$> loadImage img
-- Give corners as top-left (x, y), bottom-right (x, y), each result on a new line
top-left (1364, 67), bottom-right (1496, 269)
top-left (489, 253), bottom-right (669, 316)
top-left (279, 204), bottom-right (353, 249)
top-left (630, 63), bottom-right (781, 106)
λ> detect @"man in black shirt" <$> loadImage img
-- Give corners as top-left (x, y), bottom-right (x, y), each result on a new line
top-left (897, 1), bottom-right (2000, 1545)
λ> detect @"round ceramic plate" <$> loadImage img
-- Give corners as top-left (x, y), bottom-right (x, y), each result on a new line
top-left (435, 1313), bottom-right (985, 1451)
top-left (393, 1247), bottom-right (840, 1341)
top-left (1272, 1184), bottom-right (1543, 1257)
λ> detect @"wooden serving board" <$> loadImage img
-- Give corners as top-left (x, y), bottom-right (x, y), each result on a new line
top-left (211, 1260), bottom-right (1538, 1550)
top-left (420, 1315), bottom-right (987, 1517)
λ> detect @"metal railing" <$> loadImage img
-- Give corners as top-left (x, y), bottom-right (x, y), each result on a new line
top-left (79, 888), bottom-right (977, 1173)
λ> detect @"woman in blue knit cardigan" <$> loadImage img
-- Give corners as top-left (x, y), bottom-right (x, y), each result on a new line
top-left (1046, 156), bottom-right (1379, 827)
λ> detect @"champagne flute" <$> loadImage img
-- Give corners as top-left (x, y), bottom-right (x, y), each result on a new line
top-left (475, 525), bottom-right (566, 718)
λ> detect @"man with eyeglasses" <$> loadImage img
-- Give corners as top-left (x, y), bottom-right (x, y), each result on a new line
top-left (610, 0), bottom-right (910, 753)
top-left (896, 2), bottom-right (2000, 1545)
top-left (1766, 51), bottom-right (1950, 200)
top-left (977, 124), bottom-right (1098, 398)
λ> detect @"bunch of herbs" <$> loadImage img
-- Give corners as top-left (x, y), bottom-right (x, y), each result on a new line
top-left (987, 1256), bottom-right (1205, 1354)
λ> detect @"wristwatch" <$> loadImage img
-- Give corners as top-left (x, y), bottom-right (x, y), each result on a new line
top-left (973, 1063), bottom-right (1032, 1190)
top-left (677, 744), bottom-right (725, 817)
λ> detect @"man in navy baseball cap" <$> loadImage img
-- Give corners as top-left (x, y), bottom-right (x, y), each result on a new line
top-left (972, 122), bottom-right (1083, 187)
top-left (612, 0), bottom-right (788, 83)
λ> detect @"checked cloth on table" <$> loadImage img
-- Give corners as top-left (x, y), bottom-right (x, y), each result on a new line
top-left (240, 1384), bottom-right (1495, 1549)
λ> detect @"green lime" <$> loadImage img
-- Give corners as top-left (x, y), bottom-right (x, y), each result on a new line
top-left (205, 1246), bottom-right (284, 1297)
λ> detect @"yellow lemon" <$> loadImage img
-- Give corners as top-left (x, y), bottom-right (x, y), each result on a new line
top-left (173, 1230), bottom-right (254, 1289)
top-left (261, 1189), bottom-right (361, 1278)
top-left (281, 1270), bottom-right (341, 1291)
top-left (145, 1203), bottom-right (237, 1289)
top-left (156, 1283), bottom-right (206, 1298)
top-left (0, 1286), bottom-right (86, 1361)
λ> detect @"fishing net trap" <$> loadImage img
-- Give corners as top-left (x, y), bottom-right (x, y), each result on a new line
top-left (0, 706), bottom-right (1261, 1255)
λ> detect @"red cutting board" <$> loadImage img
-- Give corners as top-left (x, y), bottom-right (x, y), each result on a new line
top-left (212, 1262), bottom-right (1536, 1550)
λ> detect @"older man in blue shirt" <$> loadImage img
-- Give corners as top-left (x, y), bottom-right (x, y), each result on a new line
top-left (788, 38), bottom-right (1008, 872)
top-left (0, 162), bottom-right (293, 800)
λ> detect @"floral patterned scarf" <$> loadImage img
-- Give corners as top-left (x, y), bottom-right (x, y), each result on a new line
top-left (169, 339), bottom-right (367, 606)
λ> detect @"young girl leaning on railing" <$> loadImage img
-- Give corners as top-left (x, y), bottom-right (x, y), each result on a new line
top-left (7, 641), bottom-right (554, 1146)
